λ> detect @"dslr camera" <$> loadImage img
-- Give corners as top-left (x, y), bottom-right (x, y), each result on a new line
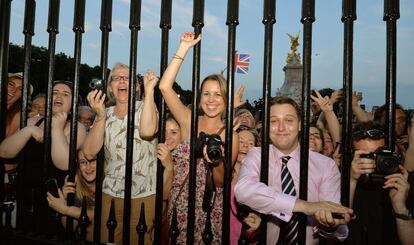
top-left (196, 132), bottom-right (223, 167)
top-left (89, 78), bottom-right (104, 91)
top-left (360, 148), bottom-right (401, 185)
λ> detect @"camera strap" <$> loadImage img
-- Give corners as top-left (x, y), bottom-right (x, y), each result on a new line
top-left (202, 167), bottom-right (216, 213)
top-left (172, 172), bottom-right (190, 210)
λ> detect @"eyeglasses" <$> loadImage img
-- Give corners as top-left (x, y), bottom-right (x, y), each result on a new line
top-left (352, 129), bottom-right (385, 140)
top-left (111, 75), bottom-right (129, 81)
top-left (309, 133), bottom-right (321, 140)
top-left (79, 158), bottom-right (97, 165)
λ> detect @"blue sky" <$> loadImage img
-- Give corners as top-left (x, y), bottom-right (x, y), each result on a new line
top-left (9, 0), bottom-right (414, 110)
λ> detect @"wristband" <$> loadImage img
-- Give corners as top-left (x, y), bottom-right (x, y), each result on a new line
top-left (393, 209), bottom-right (413, 220)
top-left (173, 54), bottom-right (184, 61)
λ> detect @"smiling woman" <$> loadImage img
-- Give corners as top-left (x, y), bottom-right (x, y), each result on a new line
top-left (0, 79), bottom-right (87, 234)
top-left (82, 63), bottom-right (159, 244)
top-left (158, 31), bottom-right (240, 244)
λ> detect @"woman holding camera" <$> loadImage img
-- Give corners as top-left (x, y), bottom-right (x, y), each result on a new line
top-left (158, 32), bottom-right (239, 244)
top-left (83, 64), bottom-right (158, 244)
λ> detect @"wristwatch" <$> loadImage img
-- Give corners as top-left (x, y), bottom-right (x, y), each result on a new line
top-left (393, 209), bottom-right (413, 220)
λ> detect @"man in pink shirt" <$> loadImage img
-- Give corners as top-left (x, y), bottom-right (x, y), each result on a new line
top-left (235, 96), bottom-right (353, 244)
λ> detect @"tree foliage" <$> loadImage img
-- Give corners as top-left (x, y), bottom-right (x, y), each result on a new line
top-left (8, 43), bottom-right (192, 105)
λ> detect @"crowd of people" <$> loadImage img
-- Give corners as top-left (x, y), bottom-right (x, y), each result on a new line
top-left (1, 31), bottom-right (414, 245)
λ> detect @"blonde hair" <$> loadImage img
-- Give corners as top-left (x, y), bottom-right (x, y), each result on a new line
top-left (75, 151), bottom-right (96, 207)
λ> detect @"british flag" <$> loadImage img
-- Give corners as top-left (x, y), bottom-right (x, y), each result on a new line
top-left (234, 53), bottom-right (250, 74)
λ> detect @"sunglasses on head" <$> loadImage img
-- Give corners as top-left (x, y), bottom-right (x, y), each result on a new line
top-left (352, 129), bottom-right (385, 140)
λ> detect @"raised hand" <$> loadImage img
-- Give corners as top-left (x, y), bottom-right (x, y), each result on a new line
top-left (87, 90), bottom-right (106, 122)
top-left (351, 91), bottom-right (360, 108)
top-left (332, 143), bottom-right (342, 167)
top-left (144, 69), bottom-right (159, 92)
top-left (311, 90), bottom-right (333, 113)
top-left (179, 32), bottom-right (202, 50)
top-left (330, 89), bottom-right (342, 105)
top-left (234, 85), bottom-right (246, 109)
top-left (51, 112), bottom-right (68, 130)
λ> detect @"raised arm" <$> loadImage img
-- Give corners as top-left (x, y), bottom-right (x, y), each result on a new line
top-left (158, 32), bottom-right (201, 137)
top-left (352, 91), bottom-right (372, 122)
top-left (311, 90), bottom-right (341, 143)
top-left (51, 112), bottom-right (86, 170)
top-left (139, 69), bottom-right (159, 139)
top-left (0, 125), bottom-right (43, 158)
top-left (82, 90), bottom-right (106, 160)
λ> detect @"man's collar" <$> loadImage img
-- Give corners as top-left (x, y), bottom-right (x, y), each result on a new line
top-left (271, 143), bottom-right (300, 161)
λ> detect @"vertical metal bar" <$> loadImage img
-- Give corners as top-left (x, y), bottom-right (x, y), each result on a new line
top-left (123, 0), bottom-right (141, 244)
top-left (43, 0), bottom-right (60, 191)
top-left (223, 0), bottom-right (239, 243)
top-left (340, 0), bottom-right (356, 208)
top-left (94, 0), bottom-right (112, 242)
top-left (0, 0), bottom-right (12, 229)
top-left (299, 0), bottom-right (315, 244)
top-left (153, 0), bottom-right (172, 243)
top-left (64, 0), bottom-right (85, 239)
top-left (383, 0), bottom-right (400, 152)
top-left (21, 0), bottom-right (36, 128)
top-left (137, 203), bottom-right (147, 244)
top-left (258, 0), bottom-right (276, 243)
top-left (187, 0), bottom-right (204, 243)
top-left (78, 196), bottom-right (90, 241)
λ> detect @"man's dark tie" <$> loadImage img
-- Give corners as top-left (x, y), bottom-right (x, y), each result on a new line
top-left (278, 156), bottom-right (298, 245)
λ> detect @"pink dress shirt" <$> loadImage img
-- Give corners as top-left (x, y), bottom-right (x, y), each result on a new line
top-left (234, 144), bottom-right (348, 245)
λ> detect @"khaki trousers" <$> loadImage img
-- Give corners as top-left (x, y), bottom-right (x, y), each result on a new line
top-left (100, 193), bottom-right (155, 245)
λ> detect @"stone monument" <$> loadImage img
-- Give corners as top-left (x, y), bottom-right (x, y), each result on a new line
top-left (276, 32), bottom-right (303, 103)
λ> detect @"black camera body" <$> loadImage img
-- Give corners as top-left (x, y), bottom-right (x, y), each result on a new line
top-left (360, 148), bottom-right (401, 185)
top-left (89, 78), bottom-right (104, 91)
top-left (196, 132), bottom-right (223, 167)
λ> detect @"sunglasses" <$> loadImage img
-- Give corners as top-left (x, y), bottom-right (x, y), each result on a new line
top-left (352, 129), bottom-right (385, 140)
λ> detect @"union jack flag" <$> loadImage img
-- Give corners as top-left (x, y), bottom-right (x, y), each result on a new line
top-left (234, 53), bottom-right (250, 74)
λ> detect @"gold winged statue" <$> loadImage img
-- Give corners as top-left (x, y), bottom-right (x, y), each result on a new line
top-left (286, 32), bottom-right (301, 64)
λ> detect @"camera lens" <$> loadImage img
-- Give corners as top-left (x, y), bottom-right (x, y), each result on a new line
top-left (207, 136), bottom-right (223, 163)
top-left (207, 146), bottom-right (222, 163)
top-left (89, 78), bottom-right (103, 90)
top-left (376, 153), bottom-right (400, 175)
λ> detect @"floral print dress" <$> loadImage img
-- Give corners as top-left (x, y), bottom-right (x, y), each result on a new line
top-left (168, 140), bottom-right (223, 244)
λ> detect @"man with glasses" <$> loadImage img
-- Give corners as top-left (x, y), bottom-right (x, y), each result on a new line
top-left (348, 121), bottom-right (414, 245)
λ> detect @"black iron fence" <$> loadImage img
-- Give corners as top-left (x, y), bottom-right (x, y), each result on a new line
top-left (0, 0), bottom-right (400, 244)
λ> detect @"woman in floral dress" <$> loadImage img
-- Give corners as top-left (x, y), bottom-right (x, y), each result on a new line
top-left (159, 32), bottom-right (239, 244)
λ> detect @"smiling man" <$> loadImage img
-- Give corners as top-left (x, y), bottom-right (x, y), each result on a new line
top-left (235, 96), bottom-right (353, 244)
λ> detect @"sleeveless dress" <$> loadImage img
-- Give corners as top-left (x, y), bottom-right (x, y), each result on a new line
top-left (168, 141), bottom-right (223, 244)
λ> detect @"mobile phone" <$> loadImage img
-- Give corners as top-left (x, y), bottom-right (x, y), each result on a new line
top-left (332, 212), bottom-right (356, 219)
top-left (45, 178), bottom-right (59, 198)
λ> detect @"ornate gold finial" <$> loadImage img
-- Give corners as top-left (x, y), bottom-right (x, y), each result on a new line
top-left (286, 32), bottom-right (301, 65)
